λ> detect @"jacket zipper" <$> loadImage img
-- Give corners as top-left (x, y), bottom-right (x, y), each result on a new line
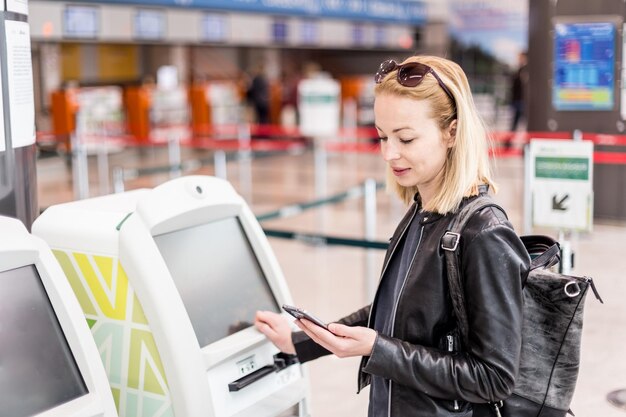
top-left (447, 335), bottom-right (460, 411)
top-left (387, 223), bottom-right (424, 417)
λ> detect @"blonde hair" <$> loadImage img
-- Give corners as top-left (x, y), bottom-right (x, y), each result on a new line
top-left (374, 55), bottom-right (497, 214)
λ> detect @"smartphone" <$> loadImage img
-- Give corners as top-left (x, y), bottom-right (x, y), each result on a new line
top-left (282, 304), bottom-right (329, 330)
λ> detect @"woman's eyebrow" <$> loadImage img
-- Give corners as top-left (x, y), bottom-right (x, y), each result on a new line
top-left (375, 125), bottom-right (413, 133)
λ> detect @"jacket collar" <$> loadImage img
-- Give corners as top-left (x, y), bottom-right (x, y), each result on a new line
top-left (413, 184), bottom-right (489, 225)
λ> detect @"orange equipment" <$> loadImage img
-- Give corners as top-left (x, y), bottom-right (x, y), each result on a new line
top-left (124, 86), bottom-right (151, 143)
top-left (50, 88), bottom-right (78, 150)
top-left (189, 83), bottom-right (211, 136)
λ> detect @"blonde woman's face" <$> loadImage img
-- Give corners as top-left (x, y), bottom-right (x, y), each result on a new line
top-left (374, 93), bottom-right (454, 193)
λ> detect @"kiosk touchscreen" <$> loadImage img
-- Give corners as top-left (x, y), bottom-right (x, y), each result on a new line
top-left (33, 176), bottom-right (310, 417)
top-left (0, 216), bottom-right (117, 417)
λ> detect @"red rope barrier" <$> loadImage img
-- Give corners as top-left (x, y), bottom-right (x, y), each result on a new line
top-left (34, 126), bottom-right (626, 165)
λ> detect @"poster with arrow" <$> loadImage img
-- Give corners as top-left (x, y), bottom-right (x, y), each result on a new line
top-left (529, 139), bottom-right (594, 231)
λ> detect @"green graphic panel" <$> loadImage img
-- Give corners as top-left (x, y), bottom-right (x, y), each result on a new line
top-left (53, 250), bottom-right (97, 315)
top-left (93, 322), bottom-right (125, 386)
top-left (125, 393), bottom-right (139, 417)
top-left (94, 255), bottom-right (114, 289)
top-left (73, 252), bottom-right (128, 320)
top-left (112, 388), bottom-right (121, 411)
top-left (129, 329), bottom-right (168, 395)
top-left (52, 250), bottom-right (175, 417)
top-left (132, 294), bottom-right (149, 325)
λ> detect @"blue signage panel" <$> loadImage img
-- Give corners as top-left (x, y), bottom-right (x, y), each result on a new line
top-left (53, 0), bottom-right (426, 25)
top-left (553, 22), bottom-right (615, 111)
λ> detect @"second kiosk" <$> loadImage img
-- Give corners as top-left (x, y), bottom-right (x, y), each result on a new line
top-left (33, 176), bottom-right (310, 417)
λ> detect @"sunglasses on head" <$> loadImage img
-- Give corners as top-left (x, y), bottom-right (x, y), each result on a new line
top-left (374, 60), bottom-right (456, 108)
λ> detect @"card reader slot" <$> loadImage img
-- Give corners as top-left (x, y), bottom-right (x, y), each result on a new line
top-left (228, 365), bottom-right (275, 392)
top-left (228, 353), bottom-right (299, 392)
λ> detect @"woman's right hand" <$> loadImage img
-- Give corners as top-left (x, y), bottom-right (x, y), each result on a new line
top-left (255, 310), bottom-right (296, 355)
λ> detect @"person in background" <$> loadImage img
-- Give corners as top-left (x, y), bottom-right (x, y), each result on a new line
top-left (246, 63), bottom-right (270, 125)
top-left (510, 51), bottom-right (528, 132)
top-left (256, 55), bottom-right (529, 417)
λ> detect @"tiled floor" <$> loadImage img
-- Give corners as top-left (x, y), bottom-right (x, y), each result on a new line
top-left (37, 143), bottom-right (626, 417)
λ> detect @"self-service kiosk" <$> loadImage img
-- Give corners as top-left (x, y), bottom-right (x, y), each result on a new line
top-left (33, 176), bottom-right (310, 417)
top-left (0, 216), bottom-right (117, 417)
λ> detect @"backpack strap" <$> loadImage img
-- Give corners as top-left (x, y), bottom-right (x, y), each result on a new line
top-left (441, 194), bottom-right (504, 347)
top-left (529, 244), bottom-right (560, 271)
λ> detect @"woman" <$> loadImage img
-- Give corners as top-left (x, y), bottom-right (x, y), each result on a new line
top-left (255, 55), bottom-right (529, 417)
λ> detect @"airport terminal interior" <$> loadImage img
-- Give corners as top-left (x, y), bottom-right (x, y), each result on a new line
top-left (2, 0), bottom-right (626, 417)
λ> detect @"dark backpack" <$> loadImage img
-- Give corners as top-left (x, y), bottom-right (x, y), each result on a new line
top-left (441, 195), bottom-right (603, 417)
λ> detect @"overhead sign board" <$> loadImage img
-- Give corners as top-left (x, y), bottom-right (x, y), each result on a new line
top-left (58, 0), bottom-right (426, 25)
top-left (529, 139), bottom-right (594, 231)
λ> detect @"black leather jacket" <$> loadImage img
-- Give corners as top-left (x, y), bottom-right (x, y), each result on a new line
top-left (293, 193), bottom-right (530, 417)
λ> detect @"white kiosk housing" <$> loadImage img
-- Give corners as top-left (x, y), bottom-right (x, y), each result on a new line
top-left (0, 216), bottom-right (117, 417)
top-left (32, 176), bottom-right (309, 417)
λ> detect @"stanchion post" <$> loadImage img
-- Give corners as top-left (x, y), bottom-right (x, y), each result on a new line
top-left (237, 122), bottom-right (251, 151)
top-left (342, 98), bottom-right (357, 143)
top-left (573, 129), bottom-right (582, 142)
top-left (313, 137), bottom-right (328, 198)
top-left (112, 166), bottom-right (125, 193)
top-left (558, 229), bottom-right (573, 274)
top-left (214, 150), bottom-right (227, 180)
top-left (523, 143), bottom-right (532, 235)
top-left (168, 134), bottom-right (182, 178)
top-left (71, 112), bottom-right (89, 200)
top-left (237, 122), bottom-right (253, 202)
top-left (364, 179), bottom-right (378, 301)
top-left (96, 121), bottom-right (110, 195)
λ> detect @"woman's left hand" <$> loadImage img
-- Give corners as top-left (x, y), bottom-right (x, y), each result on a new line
top-left (296, 319), bottom-right (377, 358)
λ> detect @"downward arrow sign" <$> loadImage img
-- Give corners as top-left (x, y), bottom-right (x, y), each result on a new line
top-left (552, 194), bottom-right (570, 211)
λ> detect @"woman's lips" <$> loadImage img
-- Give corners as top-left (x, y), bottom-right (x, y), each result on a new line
top-left (392, 167), bottom-right (410, 176)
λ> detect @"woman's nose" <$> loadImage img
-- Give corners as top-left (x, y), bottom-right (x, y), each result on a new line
top-left (382, 142), bottom-right (400, 162)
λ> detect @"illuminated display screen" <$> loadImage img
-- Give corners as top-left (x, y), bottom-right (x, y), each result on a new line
top-left (135, 9), bottom-right (165, 40)
top-left (374, 25), bottom-right (387, 47)
top-left (300, 19), bottom-right (318, 44)
top-left (273, 18), bottom-right (288, 44)
top-left (553, 22), bottom-right (615, 111)
top-left (352, 23), bottom-right (365, 46)
top-left (0, 266), bottom-right (88, 417)
top-left (154, 217), bottom-right (280, 348)
top-left (63, 5), bottom-right (99, 39)
top-left (201, 13), bottom-right (228, 42)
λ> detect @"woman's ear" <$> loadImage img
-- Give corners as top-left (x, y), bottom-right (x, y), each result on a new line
top-left (446, 120), bottom-right (457, 148)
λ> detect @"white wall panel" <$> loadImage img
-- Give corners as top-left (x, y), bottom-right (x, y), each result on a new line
top-left (319, 20), bottom-right (351, 48)
top-left (100, 6), bottom-right (132, 41)
top-left (230, 13), bottom-right (271, 46)
top-left (29, 1), bottom-right (63, 40)
top-left (168, 9), bottom-right (200, 43)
